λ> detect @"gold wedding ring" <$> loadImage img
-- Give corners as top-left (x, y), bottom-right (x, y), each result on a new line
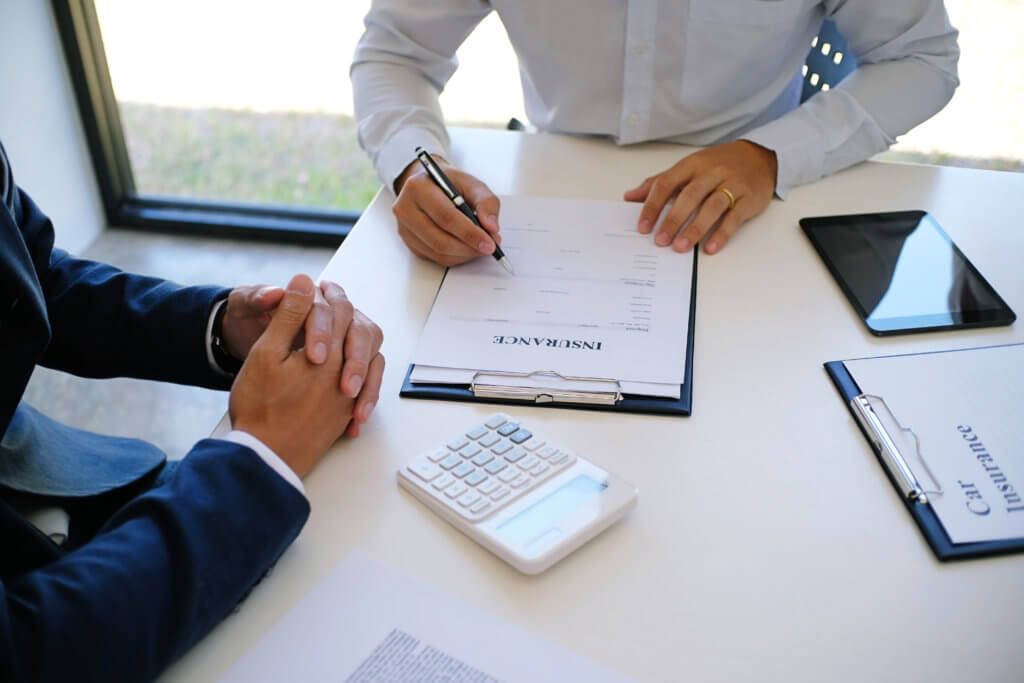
top-left (716, 186), bottom-right (736, 211)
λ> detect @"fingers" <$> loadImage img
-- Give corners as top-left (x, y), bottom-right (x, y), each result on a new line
top-left (352, 352), bottom-right (385, 428)
top-left (639, 166), bottom-right (695, 236)
top-left (302, 286), bottom-right (333, 364)
top-left (654, 171), bottom-right (720, 249)
top-left (461, 176), bottom-right (501, 237)
top-left (623, 176), bottom-right (655, 205)
top-left (674, 187), bottom-right (732, 252)
top-left (398, 216), bottom-right (480, 267)
top-left (257, 274), bottom-right (316, 359)
top-left (250, 285), bottom-right (285, 312)
top-left (393, 167), bottom-right (499, 265)
top-left (340, 309), bottom-right (383, 397)
top-left (705, 198), bottom-right (755, 254)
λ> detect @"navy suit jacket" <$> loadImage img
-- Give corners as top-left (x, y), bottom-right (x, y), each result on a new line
top-left (0, 145), bottom-right (310, 681)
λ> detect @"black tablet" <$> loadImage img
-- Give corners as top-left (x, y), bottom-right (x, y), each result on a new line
top-left (800, 210), bottom-right (1015, 336)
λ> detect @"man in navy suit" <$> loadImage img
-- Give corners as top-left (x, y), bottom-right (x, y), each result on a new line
top-left (0, 139), bottom-right (386, 682)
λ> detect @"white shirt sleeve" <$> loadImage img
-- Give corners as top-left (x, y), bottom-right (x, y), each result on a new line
top-left (351, 1), bottom-right (492, 188)
top-left (219, 430), bottom-right (307, 497)
top-left (742, 0), bottom-right (960, 197)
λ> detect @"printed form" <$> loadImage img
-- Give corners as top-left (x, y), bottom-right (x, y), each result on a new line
top-left (411, 196), bottom-right (694, 396)
top-left (843, 344), bottom-right (1024, 544)
top-left (217, 551), bottom-right (632, 682)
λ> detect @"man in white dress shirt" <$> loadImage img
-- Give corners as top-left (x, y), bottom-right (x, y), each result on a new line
top-left (351, 1), bottom-right (959, 263)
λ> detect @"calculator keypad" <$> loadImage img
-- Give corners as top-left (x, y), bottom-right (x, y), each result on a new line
top-left (403, 413), bottom-right (576, 522)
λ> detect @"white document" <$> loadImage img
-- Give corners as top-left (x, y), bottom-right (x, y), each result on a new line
top-left (843, 344), bottom-right (1024, 544)
top-left (411, 196), bottom-right (693, 388)
top-left (218, 550), bottom-right (632, 683)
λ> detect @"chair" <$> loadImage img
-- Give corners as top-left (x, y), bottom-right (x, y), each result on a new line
top-left (800, 19), bottom-right (856, 102)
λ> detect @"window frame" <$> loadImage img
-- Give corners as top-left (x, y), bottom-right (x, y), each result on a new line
top-left (52, 0), bottom-right (358, 245)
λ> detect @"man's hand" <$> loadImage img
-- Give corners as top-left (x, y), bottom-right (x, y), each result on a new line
top-left (228, 275), bottom-right (386, 478)
top-left (221, 280), bottom-right (384, 406)
top-left (624, 140), bottom-right (778, 255)
top-left (392, 156), bottom-right (502, 266)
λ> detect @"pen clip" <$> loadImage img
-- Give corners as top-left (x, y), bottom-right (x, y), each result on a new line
top-left (415, 147), bottom-right (457, 198)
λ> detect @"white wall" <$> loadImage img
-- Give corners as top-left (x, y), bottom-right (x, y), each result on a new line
top-left (0, 1), bottom-right (105, 253)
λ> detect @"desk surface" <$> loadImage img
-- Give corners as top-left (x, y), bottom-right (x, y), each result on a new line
top-left (166, 129), bottom-right (1024, 683)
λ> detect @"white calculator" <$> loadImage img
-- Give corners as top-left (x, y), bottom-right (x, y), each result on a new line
top-left (397, 413), bottom-right (638, 574)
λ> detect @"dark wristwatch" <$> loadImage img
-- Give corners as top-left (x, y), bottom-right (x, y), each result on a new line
top-left (210, 299), bottom-right (244, 375)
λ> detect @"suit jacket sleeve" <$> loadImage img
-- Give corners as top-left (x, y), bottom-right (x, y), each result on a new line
top-left (0, 438), bottom-right (310, 683)
top-left (15, 184), bottom-right (232, 389)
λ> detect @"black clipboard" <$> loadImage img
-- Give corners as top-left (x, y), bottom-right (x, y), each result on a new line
top-left (825, 346), bottom-right (1024, 560)
top-left (401, 250), bottom-right (697, 416)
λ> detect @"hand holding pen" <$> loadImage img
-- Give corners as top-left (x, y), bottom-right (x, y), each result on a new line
top-left (391, 149), bottom-right (513, 272)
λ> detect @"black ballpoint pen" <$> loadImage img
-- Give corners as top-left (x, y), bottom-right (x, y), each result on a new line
top-left (415, 146), bottom-right (515, 274)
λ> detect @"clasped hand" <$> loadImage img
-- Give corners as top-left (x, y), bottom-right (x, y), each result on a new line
top-left (224, 275), bottom-right (385, 478)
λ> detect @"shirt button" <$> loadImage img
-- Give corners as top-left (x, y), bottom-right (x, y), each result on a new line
top-left (627, 113), bottom-right (642, 126)
top-left (632, 42), bottom-right (649, 55)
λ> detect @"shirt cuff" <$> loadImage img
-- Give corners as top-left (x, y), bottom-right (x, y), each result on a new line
top-left (376, 125), bottom-right (450, 192)
top-left (205, 299), bottom-right (234, 379)
top-left (220, 430), bottom-right (306, 497)
top-left (741, 108), bottom-right (827, 200)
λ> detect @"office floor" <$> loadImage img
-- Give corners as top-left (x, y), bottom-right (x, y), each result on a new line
top-left (21, 229), bottom-right (336, 458)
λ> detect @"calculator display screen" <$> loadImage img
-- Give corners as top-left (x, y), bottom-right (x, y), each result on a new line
top-left (496, 475), bottom-right (607, 548)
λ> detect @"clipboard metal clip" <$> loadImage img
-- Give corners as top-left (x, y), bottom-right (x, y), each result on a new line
top-left (470, 370), bottom-right (623, 406)
top-left (851, 393), bottom-right (943, 505)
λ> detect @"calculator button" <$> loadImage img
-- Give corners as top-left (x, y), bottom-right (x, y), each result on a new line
top-left (504, 447), bottom-right (527, 463)
top-left (440, 455), bottom-right (463, 470)
top-left (509, 429), bottom-right (532, 444)
top-left (497, 422), bottom-right (519, 436)
top-left (457, 491), bottom-right (481, 507)
top-left (471, 450), bottom-right (494, 466)
top-left (518, 454), bottom-right (539, 470)
top-left (479, 432), bottom-right (501, 448)
top-left (432, 474), bottom-right (455, 490)
top-left (470, 500), bottom-right (491, 514)
top-left (459, 443), bottom-right (482, 459)
top-left (484, 415), bottom-right (507, 429)
top-left (465, 470), bottom-right (488, 487)
top-left (408, 462), bottom-right (441, 482)
top-left (427, 449), bottom-right (449, 463)
top-left (511, 475), bottom-right (530, 489)
top-left (497, 468), bottom-right (519, 483)
top-left (549, 451), bottom-right (570, 465)
top-left (466, 424), bottom-right (488, 440)
top-left (523, 439), bottom-right (545, 452)
top-left (478, 479), bottom-right (500, 495)
top-left (490, 440), bottom-right (513, 455)
top-left (490, 487), bottom-right (511, 501)
top-left (530, 463), bottom-right (549, 476)
top-left (446, 482), bottom-right (468, 498)
top-left (452, 462), bottom-right (475, 478)
top-left (484, 459), bottom-right (507, 475)
top-left (447, 436), bottom-right (470, 451)
top-left (537, 446), bottom-right (556, 459)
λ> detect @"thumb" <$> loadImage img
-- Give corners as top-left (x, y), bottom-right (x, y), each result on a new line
top-left (257, 274), bottom-right (315, 358)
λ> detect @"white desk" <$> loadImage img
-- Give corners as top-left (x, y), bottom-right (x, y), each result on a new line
top-left (166, 129), bottom-right (1024, 683)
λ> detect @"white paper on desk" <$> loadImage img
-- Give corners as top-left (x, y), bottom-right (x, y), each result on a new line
top-left (412, 196), bottom-right (692, 386)
top-left (218, 550), bottom-right (632, 683)
top-left (410, 364), bottom-right (682, 399)
top-left (843, 344), bottom-right (1024, 544)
